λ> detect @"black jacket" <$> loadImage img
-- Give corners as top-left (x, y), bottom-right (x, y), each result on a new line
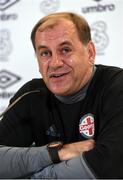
top-left (1, 64), bottom-right (123, 178)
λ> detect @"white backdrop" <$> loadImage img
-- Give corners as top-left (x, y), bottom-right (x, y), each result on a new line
top-left (0, 0), bottom-right (123, 114)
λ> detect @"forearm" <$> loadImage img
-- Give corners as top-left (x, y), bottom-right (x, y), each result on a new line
top-left (30, 140), bottom-right (96, 179)
top-left (0, 145), bottom-right (52, 178)
top-left (31, 154), bottom-right (96, 179)
top-left (58, 139), bottom-right (95, 161)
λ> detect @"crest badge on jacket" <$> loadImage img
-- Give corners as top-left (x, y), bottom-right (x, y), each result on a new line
top-left (79, 113), bottom-right (95, 139)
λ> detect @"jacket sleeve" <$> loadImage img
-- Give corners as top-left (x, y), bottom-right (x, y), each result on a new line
top-left (0, 145), bottom-right (52, 178)
top-left (84, 72), bottom-right (123, 178)
top-left (31, 155), bottom-right (96, 179)
top-left (0, 78), bottom-right (47, 147)
top-left (0, 80), bottom-right (38, 146)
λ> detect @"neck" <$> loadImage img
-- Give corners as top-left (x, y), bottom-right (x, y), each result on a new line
top-left (55, 66), bottom-right (96, 104)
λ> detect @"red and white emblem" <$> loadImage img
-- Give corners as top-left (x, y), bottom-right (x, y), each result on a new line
top-left (79, 114), bottom-right (95, 138)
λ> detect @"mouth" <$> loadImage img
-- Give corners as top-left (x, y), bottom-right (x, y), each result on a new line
top-left (49, 72), bottom-right (69, 79)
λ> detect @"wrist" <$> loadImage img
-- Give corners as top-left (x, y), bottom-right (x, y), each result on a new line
top-left (58, 148), bottom-right (65, 161)
top-left (47, 141), bottom-right (63, 163)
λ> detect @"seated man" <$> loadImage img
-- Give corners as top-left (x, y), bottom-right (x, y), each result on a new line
top-left (0, 11), bottom-right (123, 179)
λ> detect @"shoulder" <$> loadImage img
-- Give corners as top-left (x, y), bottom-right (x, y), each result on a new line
top-left (94, 65), bottom-right (123, 85)
top-left (93, 65), bottom-right (123, 100)
top-left (22, 78), bottom-right (45, 88)
top-left (96, 64), bottom-right (123, 78)
top-left (10, 78), bottom-right (49, 102)
top-left (88, 65), bottom-right (123, 98)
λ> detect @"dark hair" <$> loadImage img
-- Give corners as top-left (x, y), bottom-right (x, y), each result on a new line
top-left (31, 12), bottom-right (91, 50)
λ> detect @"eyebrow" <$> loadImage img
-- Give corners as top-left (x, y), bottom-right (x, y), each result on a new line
top-left (59, 41), bottom-right (72, 47)
top-left (37, 45), bottom-right (48, 50)
top-left (37, 41), bottom-right (72, 51)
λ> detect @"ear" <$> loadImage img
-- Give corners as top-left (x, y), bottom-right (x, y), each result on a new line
top-left (87, 41), bottom-right (96, 64)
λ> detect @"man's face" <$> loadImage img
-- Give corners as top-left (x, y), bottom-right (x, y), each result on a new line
top-left (35, 19), bottom-right (95, 96)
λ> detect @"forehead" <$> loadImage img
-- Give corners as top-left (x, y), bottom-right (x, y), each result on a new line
top-left (35, 19), bottom-right (78, 44)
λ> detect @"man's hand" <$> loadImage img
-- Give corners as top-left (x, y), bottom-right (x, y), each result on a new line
top-left (58, 139), bottom-right (95, 161)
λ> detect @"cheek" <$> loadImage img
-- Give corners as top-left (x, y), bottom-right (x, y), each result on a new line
top-left (38, 61), bottom-right (47, 76)
top-left (68, 59), bottom-right (74, 64)
top-left (36, 56), bottom-right (47, 76)
top-left (67, 55), bottom-right (82, 69)
top-left (66, 56), bottom-right (76, 66)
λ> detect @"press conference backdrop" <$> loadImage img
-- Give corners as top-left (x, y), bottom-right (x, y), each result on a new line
top-left (0, 0), bottom-right (123, 114)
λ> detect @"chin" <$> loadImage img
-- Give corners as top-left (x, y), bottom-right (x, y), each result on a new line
top-left (53, 90), bottom-right (70, 96)
top-left (49, 84), bottom-right (70, 96)
top-left (50, 88), bottom-right (66, 96)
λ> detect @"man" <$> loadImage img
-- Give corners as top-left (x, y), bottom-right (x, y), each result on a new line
top-left (0, 12), bottom-right (123, 179)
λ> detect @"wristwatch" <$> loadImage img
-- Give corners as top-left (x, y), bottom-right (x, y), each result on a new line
top-left (47, 141), bottom-right (63, 163)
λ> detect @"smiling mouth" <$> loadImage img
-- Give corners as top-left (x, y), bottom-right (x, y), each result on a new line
top-left (49, 72), bottom-right (69, 78)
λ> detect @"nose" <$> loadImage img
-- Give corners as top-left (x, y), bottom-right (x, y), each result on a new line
top-left (49, 53), bottom-right (64, 68)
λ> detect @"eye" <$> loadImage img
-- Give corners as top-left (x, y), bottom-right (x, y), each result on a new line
top-left (40, 50), bottom-right (51, 57)
top-left (61, 47), bottom-right (72, 54)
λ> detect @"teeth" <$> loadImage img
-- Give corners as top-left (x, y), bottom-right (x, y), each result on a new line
top-left (53, 74), bottom-right (62, 77)
top-left (50, 73), bottom-right (67, 78)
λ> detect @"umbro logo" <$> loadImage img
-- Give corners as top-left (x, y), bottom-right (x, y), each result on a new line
top-left (0, 70), bottom-right (21, 89)
top-left (0, 0), bottom-right (20, 11)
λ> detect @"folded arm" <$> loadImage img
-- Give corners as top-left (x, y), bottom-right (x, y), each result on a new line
top-left (31, 139), bottom-right (96, 179)
top-left (0, 139), bottom-right (95, 178)
top-left (0, 145), bottom-right (52, 178)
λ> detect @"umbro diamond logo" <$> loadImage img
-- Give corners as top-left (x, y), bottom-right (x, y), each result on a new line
top-left (0, 0), bottom-right (20, 11)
